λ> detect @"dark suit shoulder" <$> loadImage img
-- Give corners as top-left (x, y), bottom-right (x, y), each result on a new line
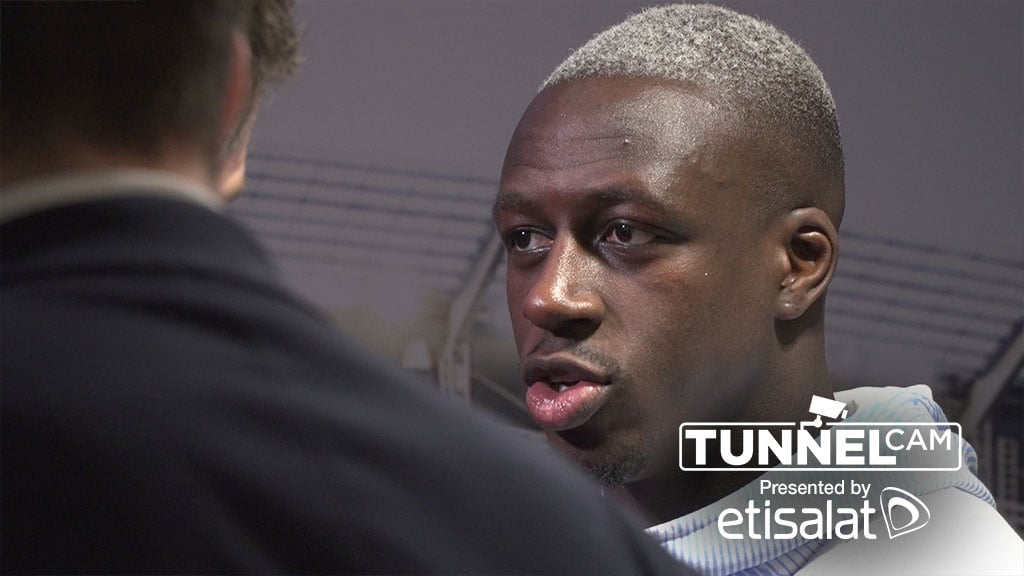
top-left (1, 197), bottom-right (687, 575)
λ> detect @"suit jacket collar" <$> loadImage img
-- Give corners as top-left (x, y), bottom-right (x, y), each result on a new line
top-left (1, 194), bottom-right (278, 289)
top-left (0, 169), bottom-right (223, 225)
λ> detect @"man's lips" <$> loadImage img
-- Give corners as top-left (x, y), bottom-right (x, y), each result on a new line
top-left (522, 357), bottom-right (613, 432)
top-left (525, 380), bottom-right (611, 431)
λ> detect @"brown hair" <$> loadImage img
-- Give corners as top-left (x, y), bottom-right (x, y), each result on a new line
top-left (1, 0), bottom-right (299, 170)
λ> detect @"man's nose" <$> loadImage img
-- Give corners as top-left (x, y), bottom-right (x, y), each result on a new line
top-left (521, 238), bottom-right (605, 339)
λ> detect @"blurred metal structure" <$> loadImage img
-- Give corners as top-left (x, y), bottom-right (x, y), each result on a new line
top-left (437, 234), bottom-right (504, 400)
top-left (963, 324), bottom-right (1023, 435)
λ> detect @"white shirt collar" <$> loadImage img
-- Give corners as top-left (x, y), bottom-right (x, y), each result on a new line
top-left (0, 169), bottom-right (223, 225)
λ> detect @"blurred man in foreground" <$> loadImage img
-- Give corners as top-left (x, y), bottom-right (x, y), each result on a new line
top-left (495, 4), bottom-right (1022, 574)
top-left (0, 2), bottom-right (688, 573)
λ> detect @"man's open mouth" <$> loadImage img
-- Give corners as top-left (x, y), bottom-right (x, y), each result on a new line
top-left (522, 357), bottom-right (613, 431)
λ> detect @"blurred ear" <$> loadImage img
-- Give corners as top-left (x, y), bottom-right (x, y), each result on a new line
top-left (775, 207), bottom-right (838, 320)
top-left (215, 30), bottom-right (252, 200)
top-left (217, 111), bottom-right (256, 201)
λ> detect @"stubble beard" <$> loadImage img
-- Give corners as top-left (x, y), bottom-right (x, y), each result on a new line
top-left (581, 446), bottom-right (649, 486)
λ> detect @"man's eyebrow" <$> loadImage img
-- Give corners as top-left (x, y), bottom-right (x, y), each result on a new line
top-left (492, 190), bottom-right (534, 221)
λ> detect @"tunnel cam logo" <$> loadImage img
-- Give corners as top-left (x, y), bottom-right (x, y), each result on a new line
top-left (679, 395), bottom-right (963, 471)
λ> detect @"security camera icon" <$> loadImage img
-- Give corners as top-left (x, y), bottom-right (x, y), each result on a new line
top-left (799, 395), bottom-right (849, 429)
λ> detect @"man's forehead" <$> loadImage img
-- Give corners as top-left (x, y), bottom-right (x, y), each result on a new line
top-left (503, 130), bottom-right (659, 173)
top-left (504, 77), bottom-right (724, 171)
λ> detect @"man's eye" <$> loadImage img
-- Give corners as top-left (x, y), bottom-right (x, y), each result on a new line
top-left (506, 229), bottom-right (550, 252)
top-left (602, 222), bottom-right (656, 246)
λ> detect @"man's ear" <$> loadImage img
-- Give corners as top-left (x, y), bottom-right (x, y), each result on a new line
top-left (215, 30), bottom-right (252, 200)
top-left (775, 207), bottom-right (838, 320)
top-left (217, 111), bottom-right (256, 201)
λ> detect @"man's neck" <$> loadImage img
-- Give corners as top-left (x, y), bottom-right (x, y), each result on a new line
top-left (610, 469), bottom-right (764, 525)
top-left (1, 141), bottom-right (215, 193)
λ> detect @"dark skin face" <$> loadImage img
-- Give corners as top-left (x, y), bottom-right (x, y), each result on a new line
top-left (496, 77), bottom-right (837, 522)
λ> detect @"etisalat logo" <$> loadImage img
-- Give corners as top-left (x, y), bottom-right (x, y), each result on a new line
top-left (679, 395), bottom-right (960, 541)
top-left (714, 484), bottom-right (932, 541)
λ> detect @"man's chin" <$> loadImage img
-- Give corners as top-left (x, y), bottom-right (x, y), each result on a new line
top-left (572, 448), bottom-right (649, 487)
top-left (583, 455), bottom-right (648, 486)
top-left (543, 428), bottom-right (649, 485)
